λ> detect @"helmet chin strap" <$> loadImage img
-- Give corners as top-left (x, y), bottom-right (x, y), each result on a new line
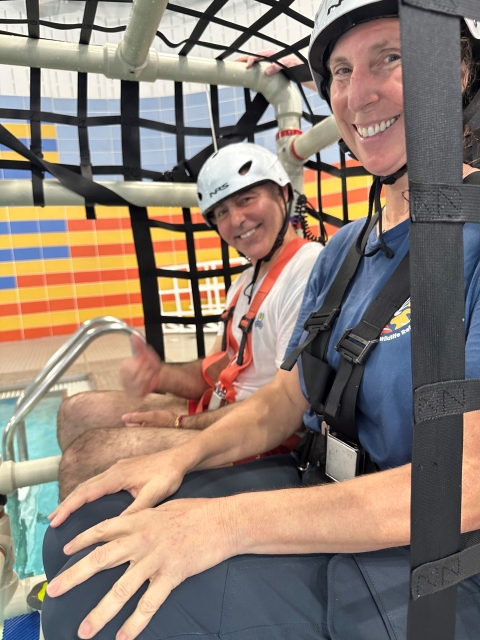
top-left (243, 190), bottom-right (293, 302)
top-left (355, 164), bottom-right (407, 259)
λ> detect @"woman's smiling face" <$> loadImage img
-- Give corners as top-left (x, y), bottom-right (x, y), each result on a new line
top-left (328, 18), bottom-right (406, 177)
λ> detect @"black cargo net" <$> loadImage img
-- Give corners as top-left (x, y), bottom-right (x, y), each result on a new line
top-left (0, 0), bottom-right (368, 358)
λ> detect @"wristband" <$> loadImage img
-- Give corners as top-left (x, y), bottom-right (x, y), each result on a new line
top-left (174, 415), bottom-right (185, 429)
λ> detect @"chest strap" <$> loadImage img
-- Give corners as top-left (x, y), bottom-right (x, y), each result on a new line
top-left (282, 214), bottom-right (378, 374)
top-left (202, 237), bottom-right (306, 404)
top-left (323, 253), bottom-right (410, 443)
top-left (282, 223), bottom-right (410, 446)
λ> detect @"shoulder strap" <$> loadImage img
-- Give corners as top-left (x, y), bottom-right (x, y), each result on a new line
top-left (202, 237), bottom-right (306, 398)
top-left (282, 214), bottom-right (378, 372)
top-left (236, 237), bottom-right (307, 366)
top-left (323, 252), bottom-right (410, 443)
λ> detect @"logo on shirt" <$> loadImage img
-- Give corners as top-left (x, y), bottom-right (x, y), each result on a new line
top-left (255, 312), bottom-right (265, 329)
top-left (380, 298), bottom-right (411, 342)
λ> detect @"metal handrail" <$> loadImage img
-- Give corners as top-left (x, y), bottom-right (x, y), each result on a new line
top-left (3, 318), bottom-right (144, 462)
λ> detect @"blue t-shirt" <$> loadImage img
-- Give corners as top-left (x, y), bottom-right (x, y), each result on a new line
top-left (286, 219), bottom-right (480, 470)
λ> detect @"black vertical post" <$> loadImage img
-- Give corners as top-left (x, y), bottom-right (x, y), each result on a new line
top-left (121, 81), bottom-right (165, 358)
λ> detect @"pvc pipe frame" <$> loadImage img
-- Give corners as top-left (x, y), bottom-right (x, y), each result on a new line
top-left (0, 33), bottom-right (340, 207)
top-left (0, 457), bottom-right (60, 495)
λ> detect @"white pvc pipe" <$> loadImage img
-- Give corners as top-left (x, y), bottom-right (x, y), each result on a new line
top-left (0, 35), bottom-right (302, 129)
top-left (290, 116), bottom-right (340, 161)
top-left (0, 180), bottom-right (198, 208)
top-left (0, 457), bottom-right (60, 495)
top-left (118, 0), bottom-right (169, 71)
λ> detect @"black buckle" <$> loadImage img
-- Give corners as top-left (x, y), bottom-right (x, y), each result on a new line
top-left (335, 329), bottom-right (379, 365)
top-left (237, 314), bottom-right (255, 366)
top-left (220, 306), bottom-right (235, 351)
top-left (303, 307), bottom-right (340, 332)
top-left (239, 314), bottom-right (255, 335)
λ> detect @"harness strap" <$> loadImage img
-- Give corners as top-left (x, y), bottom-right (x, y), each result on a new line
top-left (202, 237), bottom-right (306, 404)
top-left (325, 253), bottom-right (411, 442)
top-left (281, 213), bottom-right (378, 372)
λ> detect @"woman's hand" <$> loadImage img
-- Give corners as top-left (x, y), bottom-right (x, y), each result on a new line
top-left (46, 497), bottom-right (239, 640)
top-left (120, 335), bottom-right (164, 398)
top-left (236, 49), bottom-right (304, 75)
top-left (48, 448), bottom-right (187, 527)
top-left (121, 409), bottom-right (176, 429)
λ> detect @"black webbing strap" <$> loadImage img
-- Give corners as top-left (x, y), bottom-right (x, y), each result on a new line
top-left (120, 81), bottom-right (165, 358)
top-left (281, 214), bottom-right (378, 373)
top-left (414, 379), bottom-right (480, 424)
top-left (26, 0), bottom-right (44, 207)
top-left (0, 123), bottom-right (132, 206)
top-left (29, 68), bottom-right (44, 208)
top-left (78, 0), bottom-right (99, 220)
top-left (400, 2), bottom-right (480, 638)
top-left (409, 182), bottom-right (480, 223)
top-left (324, 253), bottom-right (410, 441)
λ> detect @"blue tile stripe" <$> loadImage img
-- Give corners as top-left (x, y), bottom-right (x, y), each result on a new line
top-left (0, 247), bottom-right (70, 261)
top-left (0, 220), bottom-right (67, 234)
top-left (0, 276), bottom-right (16, 289)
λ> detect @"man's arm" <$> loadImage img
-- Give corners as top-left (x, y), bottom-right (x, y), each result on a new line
top-left (123, 402), bottom-right (238, 431)
top-left (121, 334), bottom-right (223, 400)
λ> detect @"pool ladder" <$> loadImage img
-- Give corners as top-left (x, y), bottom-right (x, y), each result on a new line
top-left (1, 316), bottom-right (143, 471)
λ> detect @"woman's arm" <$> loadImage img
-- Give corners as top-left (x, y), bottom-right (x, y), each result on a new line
top-left (178, 365), bottom-right (309, 472)
top-left (228, 409), bottom-right (480, 555)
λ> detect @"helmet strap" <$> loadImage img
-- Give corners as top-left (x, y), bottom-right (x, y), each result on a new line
top-left (355, 164), bottom-right (407, 259)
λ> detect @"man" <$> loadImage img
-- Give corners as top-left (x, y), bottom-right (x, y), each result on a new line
top-left (57, 142), bottom-right (321, 498)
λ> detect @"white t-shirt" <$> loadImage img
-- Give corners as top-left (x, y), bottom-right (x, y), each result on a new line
top-left (218, 242), bottom-right (322, 402)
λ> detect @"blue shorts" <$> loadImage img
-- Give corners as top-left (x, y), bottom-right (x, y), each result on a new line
top-left (42, 456), bottom-right (480, 640)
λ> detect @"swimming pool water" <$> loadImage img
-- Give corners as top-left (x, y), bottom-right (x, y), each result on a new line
top-left (0, 394), bottom-right (62, 579)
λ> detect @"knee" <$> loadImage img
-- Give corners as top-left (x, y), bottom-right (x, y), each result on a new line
top-left (57, 393), bottom-right (93, 450)
top-left (59, 431), bottom-right (100, 498)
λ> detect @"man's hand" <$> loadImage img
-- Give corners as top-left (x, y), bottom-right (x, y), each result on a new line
top-left (120, 334), bottom-right (164, 398)
top-left (46, 497), bottom-right (239, 640)
top-left (48, 447), bottom-right (187, 527)
top-left (121, 409), bottom-right (176, 428)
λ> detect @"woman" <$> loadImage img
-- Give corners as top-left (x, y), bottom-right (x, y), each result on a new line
top-left (42, 2), bottom-right (480, 639)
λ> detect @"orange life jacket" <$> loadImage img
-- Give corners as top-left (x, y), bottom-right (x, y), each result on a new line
top-left (197, 237), bottom-right (307, 412)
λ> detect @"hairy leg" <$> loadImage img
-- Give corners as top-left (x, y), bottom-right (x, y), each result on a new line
top-left (57, 390), bottom-right (188, 451)
top-left (59, 426), bottom-right (196, 500)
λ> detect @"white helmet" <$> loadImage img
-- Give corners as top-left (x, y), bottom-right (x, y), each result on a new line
top-left (308, 0), bottom-right (480, 102)
top-left (197, 142), bottom-right (290, 226)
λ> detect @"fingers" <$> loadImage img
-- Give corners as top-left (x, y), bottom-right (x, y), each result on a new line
top-left (64, 515), bottom-right (135, 556)
top-left (49, 471), bottom-right (122, 527)
top-left (47, 536), bottom-right (129, 599)
top-left (115, 572), bottom-right (177, 640)
top-left (130, 333), bottom-right (146, 355)
top-left (121, 486), bottom-right (163, 516)
top-left (121, 411), bottom-right (149, 427)
top-left (74, 559), bottom-right (176, 640)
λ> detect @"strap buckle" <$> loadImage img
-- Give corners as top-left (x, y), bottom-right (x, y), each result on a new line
top-left (335, 329), bottom-right (379, 365)
top-left (237, 314), bottom-right (255, 366)
top-left (304, 307), bottom-right (340, 332)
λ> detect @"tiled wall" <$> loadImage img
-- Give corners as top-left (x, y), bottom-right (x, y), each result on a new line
top-left (0, 91), bottom-right (372, 343)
